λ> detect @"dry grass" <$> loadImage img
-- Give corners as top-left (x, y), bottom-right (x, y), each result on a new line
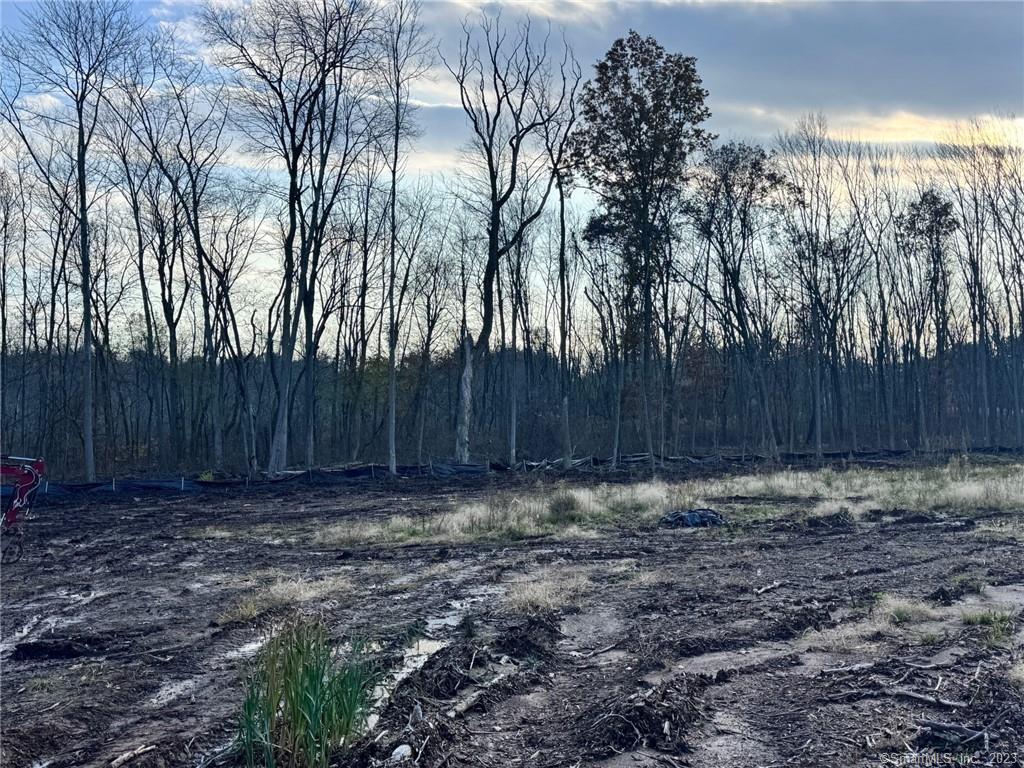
top-left (874, 594), bottom-right (939, 626)
top-left (556, 457), bottom-right (1024, 527)
top-left (798, 616), bottom-right (890, 654)
top-left (187, 526), bottom-right (235, 539)
top-left (602, 559), bottom-right (674, 587)
top-left (315, 493), bottom-right (615, 547)
top-left (502, 568), bottom-right (590, 615)
top-left (217, 595), bottom-right (265, 625)
top-left (800, 594), bottom-right (943, 653)
top-left (1010, 661), bottom-right (1024, 689)
top-left (216, 574), bottom-right (353, 625)
top-left (807, 499), bottom-right (871, 519)
top-left (681, 458), bottom-right (1024, 516)
top-left (314, 458), bottom-right (1024, 547)
top-left (961, 608), bottom-right (1016, 644)
top-left (975, 519), bottom-right (1024, 542)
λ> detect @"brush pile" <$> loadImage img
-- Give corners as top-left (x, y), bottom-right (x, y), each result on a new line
top-left (571, 676), bottom-right (707, 757)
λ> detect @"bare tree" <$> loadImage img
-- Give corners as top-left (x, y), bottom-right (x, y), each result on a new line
top-left (445, 14), bottom-right (578, 463)
top-left (777, 115), bottom-right (868, 455)
top-left (689, 142), bottom-right (787, 459)
top-left (381, 0), bottom-right (433, 475)
top-left (203, 0), bottom-right (378, 474)
top-left (1, 0), bottom-right (140, 479)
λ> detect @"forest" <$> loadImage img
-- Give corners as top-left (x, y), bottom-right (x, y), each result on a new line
top-left (1, 0), bottom-right (1023, 480)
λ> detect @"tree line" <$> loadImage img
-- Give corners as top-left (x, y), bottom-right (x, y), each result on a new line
top-left (1, 0), bottom-right (1022, 480)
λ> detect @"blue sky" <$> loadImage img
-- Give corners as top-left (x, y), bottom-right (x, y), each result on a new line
top-left (2, 0), bottom-right (1021, 171)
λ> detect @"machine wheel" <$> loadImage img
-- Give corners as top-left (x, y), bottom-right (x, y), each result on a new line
top-left (1, 529), bottom-right (23, 564)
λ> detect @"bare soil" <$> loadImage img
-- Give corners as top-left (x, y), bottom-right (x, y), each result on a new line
top-left (2, 472), bottom-right (1022, 768)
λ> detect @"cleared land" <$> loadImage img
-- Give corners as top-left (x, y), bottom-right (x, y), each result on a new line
top-left (2, 459), bottom-right (1023, 767)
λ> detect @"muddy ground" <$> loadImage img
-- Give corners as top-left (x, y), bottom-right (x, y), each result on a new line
top-left (1, 470), bottom-right (1022, 768)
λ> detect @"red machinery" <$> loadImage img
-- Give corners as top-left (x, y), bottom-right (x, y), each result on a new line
top-left (1, 455), bottom-right (45, 564)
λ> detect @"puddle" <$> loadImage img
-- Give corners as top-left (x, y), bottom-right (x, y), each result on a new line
top-left (366, 584), bottom-right (500, 730)
top-left (148, 678), bottom-right (198, 707)
top-left (1, 615), bottom-right (42, 655)
top-left (424, 585), bottom-right (502, 635)
top-left (220, 637), bottom-right (266, 661)
top-left (644, 641), bottom-right (793, 684)
top-left (192, 735), bottom-right (236, 768)
top-left (17, 589), bottom-right (102, 614)
top-left (367, 636), bottom-right (448, 731)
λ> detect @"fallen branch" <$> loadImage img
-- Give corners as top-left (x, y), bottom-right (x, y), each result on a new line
top-left (822, 661), bottom-right (875, 675)
top-left (890, 688), bottom-right (966, 709)
top-left (916, 719), bottom-right (988, 742)
top-left (755, 580), bottom-right (783, 595)
top-left (579, 639), bottom-right (623, 659)
top-left (110, 745), bottom-right (156, 768)
top-left (920, 707), bottom-right (1012, 750)
top-left (106, 642), bottom-right (192, 661)
top-left (446, 669), bottom-right (515, 718)
top-left (904, 660), bottom-right (953, 671)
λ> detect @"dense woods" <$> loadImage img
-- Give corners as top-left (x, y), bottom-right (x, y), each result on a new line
top-left (1, 0), bottom-right (1022, 479)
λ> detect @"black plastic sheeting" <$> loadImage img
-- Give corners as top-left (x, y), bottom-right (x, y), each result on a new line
top-left (0, 462), bottom-right (488, 499)
top-left (3, 446), bottom-right (1020, 501)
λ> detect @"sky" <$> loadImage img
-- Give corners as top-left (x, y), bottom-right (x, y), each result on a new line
top-left (2, 0), bottom-right (1022, 173)
top-left (409, 0), bottom-right (1024, 171)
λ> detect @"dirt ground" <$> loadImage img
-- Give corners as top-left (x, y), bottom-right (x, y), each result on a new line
top-left (2, 467), bottom-right (1022, 768)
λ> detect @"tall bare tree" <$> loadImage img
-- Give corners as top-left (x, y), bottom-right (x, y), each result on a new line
top-left (381, 0), bottom-right (432, 475)
top-left (445, 14), bottom-right (578, 463)
top-left (203, 0), bottom-right (377, 474)
top-left (1, 0), bottom-right (140, 480)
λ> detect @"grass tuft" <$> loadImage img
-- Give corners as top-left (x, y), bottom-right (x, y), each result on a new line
top-left (238, 619), bottom-right (373, 768)
top-left (874, 594), bottom-right (938, 627)
top-left (961, 609), bottom-right (1015, 644)
top-left (951, 575), bottom-right (986, 595)
top-left (217, 575), bottom-right (353, 626)
top-left (502, 568), bottom-right (589, 615)
top-left (545, 490), bottom-right (584, 526)
top-left (1010, 661), bottom-right (1024, 689)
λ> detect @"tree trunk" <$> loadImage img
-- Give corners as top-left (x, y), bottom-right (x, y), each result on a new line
top-left (508, 347), bottom-right (517, 467)
top-left (267, 355), bottom-right (292, 474)
top-left (387, 341), bottom-right (398, 474)
top-left (75, 114), bottom-right (96, 480)
top-left (305, 346), bottom-right (316, 468)
top-left (455, 334), bottom-right (472, 464)
top-left (213, 360), bottom-right (224, 471)
top-left (611, 356), bottom-right (624, 468)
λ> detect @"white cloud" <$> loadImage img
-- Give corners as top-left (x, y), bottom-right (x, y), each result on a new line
top-left (220, 147), bottom-right (286, 173)
top-left (408, 66), bottom-right (465, 109)
top-left (20, 93), bottom-right (64, 114)
top-left (404, 148), bottom-right (467, 175)
top-left (714, 102), bottom-right (1024, 146)
top-left (831, 111), bottom-right (1024, 146)
top-left (436, 0), bottom-right (614, 25)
